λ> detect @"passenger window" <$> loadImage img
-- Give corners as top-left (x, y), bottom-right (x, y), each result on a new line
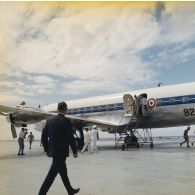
top-left (169, 98), bottom-right (175, 104)
top-left (182, 97), bottom-right (189, 103)
top-left (87, 107), bottom-right (91, 112)
top-left (71, 109), bottom-right (76, 114)
top-left (109, 104), bottom-right (114, 110)
top-left (156, 99), bottom-right (163, 106)
top-left (94, 106), bottom-right (98, 111)
top-left (99, 105), bottom-right (105, 110)
top-left (114, 104), bottom-right (118, 110)
top-left (118, 103), bottom-right (123, 109)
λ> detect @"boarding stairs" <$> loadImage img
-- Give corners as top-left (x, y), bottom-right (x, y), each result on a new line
top-left (115, 93), bottom-right (153, 149)
top-left (115, 114), bottom-right (153, 149)
top-left (115, 115), bottom-right (141, 148)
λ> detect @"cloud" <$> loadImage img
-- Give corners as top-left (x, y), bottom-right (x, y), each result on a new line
top-left (0, 2), bottom-right (195, 104)
top-left (158, 3), bottom-right (195, 45)
top-left (6, 5), bottom-right (159, 79)
top-left (30, 75), bottom-right (56, 84)
top-left (0, 93), bottom-right (23, 106)
top-left (0, 74), bottom-right (56, 98)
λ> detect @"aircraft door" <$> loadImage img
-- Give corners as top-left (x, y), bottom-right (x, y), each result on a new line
top-left (123, 94), bottom-right (134, 116)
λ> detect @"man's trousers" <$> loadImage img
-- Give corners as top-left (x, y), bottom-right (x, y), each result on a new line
top-left (39, 157), bottom-right (73, 195)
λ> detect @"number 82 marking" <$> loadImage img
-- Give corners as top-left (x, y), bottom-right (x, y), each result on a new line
top-left (184, 108), bottom-right (195, 117)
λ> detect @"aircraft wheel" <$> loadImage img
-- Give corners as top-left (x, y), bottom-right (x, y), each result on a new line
top-left (150, 142), bottom-right (154, 149)
top-left (122, 144), bottom-right (125, 151)
top-left (136, 143), bottom-right (140, 148)
top-left (75, 138), bottom-right (84, 150)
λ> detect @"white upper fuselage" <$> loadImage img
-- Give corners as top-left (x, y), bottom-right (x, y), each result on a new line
top-left (42, 82), bottom-right (195, 131)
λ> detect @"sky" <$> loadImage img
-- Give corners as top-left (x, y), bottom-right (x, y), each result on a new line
top-left (1, 1), bottom-right (195, 139)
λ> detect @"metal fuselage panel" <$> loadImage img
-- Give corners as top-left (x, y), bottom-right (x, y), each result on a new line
top-left (42, 82), bottom-right (195, 131)
top-left (71, 103), bottom-right (195, 131)
top-left (136, 104), bottom-right (195, 129)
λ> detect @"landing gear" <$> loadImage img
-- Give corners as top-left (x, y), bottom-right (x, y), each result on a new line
top-left (74, 135), bottom-right (84, 150)
top-left (150, 142), bottom-right (154, 149)
top-left (115, 128), bottom-right (154, 150)
top-left (115, 132), bottom-right (140, 150)
top-left (121, 144), bottom-right (125, 151)
top-left (75, 127), bottom-right (84, 150)
top-left (121, 134), bottom-right (140, 150)
top-left (134, 128), bottom-right (154, 149)
top-left (121, 143), bottom-right (139, 150)
top-left (136, 142), bottom-right (140, 148)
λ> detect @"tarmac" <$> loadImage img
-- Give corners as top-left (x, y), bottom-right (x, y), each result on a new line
top-left (0, 139), bottom-right (195, 195)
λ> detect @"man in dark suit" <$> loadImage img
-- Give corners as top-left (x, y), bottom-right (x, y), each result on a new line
top-left (39, 102), bottom-right (80, 195)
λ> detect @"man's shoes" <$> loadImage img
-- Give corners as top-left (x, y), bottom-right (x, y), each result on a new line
top-left (17, 153), bottom-right (20, 155)
top-left (21, 153), bottom-right (26, 155)
top-left (187, 145), bottom-right (191, 148)
top-left (69, 188), bottom-right (80, 195)
top-left (180, 143), bottom-right (182, 147)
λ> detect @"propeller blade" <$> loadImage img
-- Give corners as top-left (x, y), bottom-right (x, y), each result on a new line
top-left (11, 124), bottom-right (17, 138)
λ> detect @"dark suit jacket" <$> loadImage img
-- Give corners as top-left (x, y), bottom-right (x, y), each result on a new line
top-left (41, 113), bottom-right (77, 159)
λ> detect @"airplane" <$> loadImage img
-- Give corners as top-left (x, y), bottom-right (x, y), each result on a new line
top-left (1, 82), bottom-right (195, 148)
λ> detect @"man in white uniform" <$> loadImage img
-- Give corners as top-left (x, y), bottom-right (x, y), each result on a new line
top-left (90, 125), bottom-right (99, 153)
top-left (81, 128), bottom-right (91, 153)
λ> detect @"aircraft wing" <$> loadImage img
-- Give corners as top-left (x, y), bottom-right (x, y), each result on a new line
top-left (0, 104), bottom-right (126, 134)
top-left (0, 104), bottom-right (54, 125)
top-left (66, 115), bottom-right (126, 132)
top-left (0, 105), bottom-right (18, 114)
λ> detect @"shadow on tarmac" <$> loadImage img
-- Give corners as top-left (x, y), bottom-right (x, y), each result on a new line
top-left (0, 151), bottom-right (45, 160)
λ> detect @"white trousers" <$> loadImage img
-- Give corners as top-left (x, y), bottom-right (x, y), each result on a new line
top-left (81, 142), bottom-right (91, 153)
top-left (91, 140), bottom-right (97, 152)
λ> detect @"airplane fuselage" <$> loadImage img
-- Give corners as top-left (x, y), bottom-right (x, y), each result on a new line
top-left (42, 82), bottom-right (195, 132)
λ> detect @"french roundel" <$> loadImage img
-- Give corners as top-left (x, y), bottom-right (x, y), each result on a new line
top-left (147, 98), bottom-right (156, 108)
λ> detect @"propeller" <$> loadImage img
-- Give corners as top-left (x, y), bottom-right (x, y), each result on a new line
top-left (11, 124), bottom-right (17, 139)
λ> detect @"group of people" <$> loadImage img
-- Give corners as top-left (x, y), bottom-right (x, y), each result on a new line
top-left (133, 94), bottom-right (148, 116)
top-left (17, 101), bottom-right (100, 195)
top-left (17, 128), bottom-right (34, 155)
top-left (81, 125), bottom-right (99, 154)
top-left (38, 101), bottom-right (102, 195)
top-left (17, 100), bottom-right (195, 195)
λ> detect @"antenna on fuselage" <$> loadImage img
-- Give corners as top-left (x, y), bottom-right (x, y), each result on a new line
top-left (158, 83), bottom-right (163, 87)
top-left (20, 101), bottom-right (26, 106)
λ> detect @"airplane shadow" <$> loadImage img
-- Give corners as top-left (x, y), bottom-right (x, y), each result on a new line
top-left (0, 151), bottom-right (45, 161)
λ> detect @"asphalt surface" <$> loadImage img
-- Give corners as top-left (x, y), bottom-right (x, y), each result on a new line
top-left (0, 139), bottom-right (195, 195)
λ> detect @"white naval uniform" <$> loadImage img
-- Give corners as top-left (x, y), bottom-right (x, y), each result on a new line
top-left (81, 131), bottom-right (91, 153)
top-left (90, 128), bottom-right (99, 153)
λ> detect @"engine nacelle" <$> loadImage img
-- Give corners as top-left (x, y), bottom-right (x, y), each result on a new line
top-left (6, 114), bottom-right (27, 127)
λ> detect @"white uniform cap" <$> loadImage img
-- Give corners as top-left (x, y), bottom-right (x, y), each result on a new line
top-left (92, 125), bottom-right (97, 129)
